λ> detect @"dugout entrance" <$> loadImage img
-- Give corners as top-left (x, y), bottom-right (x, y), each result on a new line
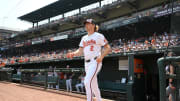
top-left (96, 53), bottom-right (161, 101)
top-left (131, 53), bottom-right (163, 101)
top-left (99, 53), bottom-right (163, 101)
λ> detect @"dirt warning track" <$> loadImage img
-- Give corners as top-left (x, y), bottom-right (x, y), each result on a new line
top-left (0, 82), bottom-right (113, 101)
top-left (0, 82), bottom-right (86, 101)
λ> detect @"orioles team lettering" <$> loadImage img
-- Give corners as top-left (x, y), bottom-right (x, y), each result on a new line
top-left (83, 40), bottom-right (96, 51)
top-left (83, 40), bottom-right (96, 47)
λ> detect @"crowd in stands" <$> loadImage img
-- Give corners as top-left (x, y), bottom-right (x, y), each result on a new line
top-left (0, 32), bottom-right (180, 66)
top-left (111, 33), bottom-right (180, 53)
top-left (0, 48), bottom-right (77, 65)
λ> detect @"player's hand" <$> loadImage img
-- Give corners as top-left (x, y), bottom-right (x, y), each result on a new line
top-left (66, 53), bottom-right (75, 59)
top-left (96, 56), bottom-right (104, 63)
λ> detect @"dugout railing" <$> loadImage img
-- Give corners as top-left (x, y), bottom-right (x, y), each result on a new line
top-left (0, 68), bottom-right (12, 81)
top-left (157, 56), bottom-right (180, 101)
top-left (20, 68), bottom-right (84, 89)
top-left (0, 67), bottom-right (129, 100)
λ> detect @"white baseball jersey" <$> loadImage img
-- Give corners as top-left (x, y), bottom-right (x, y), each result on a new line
top-left (79, 32), bottom-right (108, 60)
top-left (80, 76), bottom-right (85, 83)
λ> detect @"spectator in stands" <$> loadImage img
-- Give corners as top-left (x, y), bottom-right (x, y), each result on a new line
top-left (66, 65), bottom-right (70, 69)
top-left (166, 52), bottom-right (176, 101)
top-left (0, 60), bottom-right (5, 67)
top-left (10, 58), bottom-right (15, 64)
top-left (144, 40), bottom-right (150, 50)
top-left (151, 38), bottom-right (157, 49)
top-left (75, 73), bottom-right (85, 93)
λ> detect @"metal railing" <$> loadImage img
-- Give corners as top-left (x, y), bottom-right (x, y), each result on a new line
top-left (157, 56), bottom-right (180, 101)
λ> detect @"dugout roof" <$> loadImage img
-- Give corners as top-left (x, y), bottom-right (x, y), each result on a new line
top-left (18, 0), bottom-right (102, 23)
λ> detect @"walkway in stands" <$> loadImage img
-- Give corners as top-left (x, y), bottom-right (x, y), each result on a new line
top-left (0, 82), bottom-right (112, 101)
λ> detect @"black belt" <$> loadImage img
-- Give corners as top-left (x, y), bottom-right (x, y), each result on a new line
top-left (85, 56), bottom-right (97, 63)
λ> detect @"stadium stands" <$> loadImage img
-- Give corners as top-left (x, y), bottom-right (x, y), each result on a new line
top-left (0, 32), bottom-right (180, 65)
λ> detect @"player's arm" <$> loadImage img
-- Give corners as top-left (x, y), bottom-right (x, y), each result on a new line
top-left (96, 43), bottom-right (111, 63)
top-left (66, 47), bottom-right (83, 58)
top-left (73, 47), bottom-right (83, 57)
top-left (101, 43), bottom-right (112, 58)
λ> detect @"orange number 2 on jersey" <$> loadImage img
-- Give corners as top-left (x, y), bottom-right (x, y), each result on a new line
top-left (90, 45), bottom-right (94, 51)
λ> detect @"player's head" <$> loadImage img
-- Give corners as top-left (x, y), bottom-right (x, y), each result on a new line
top-left (84, 19), bottom-right (99, 32)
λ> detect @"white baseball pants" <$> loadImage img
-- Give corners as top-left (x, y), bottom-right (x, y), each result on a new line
top-left (84, 59), bottom-right (102, 101)
top-left (76, 83), bottom-right (84, 92)
top-left (66, 79), bottom-right (72, 92)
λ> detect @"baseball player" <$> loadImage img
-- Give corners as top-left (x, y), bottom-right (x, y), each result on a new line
top-left (67, 19), bottom-right (111, 101)
top-left (75, 73), bottom-right (85, 93)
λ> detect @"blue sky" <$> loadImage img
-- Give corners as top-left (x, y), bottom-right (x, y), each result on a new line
top-left (0, 0), bottom-right (58, 31)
